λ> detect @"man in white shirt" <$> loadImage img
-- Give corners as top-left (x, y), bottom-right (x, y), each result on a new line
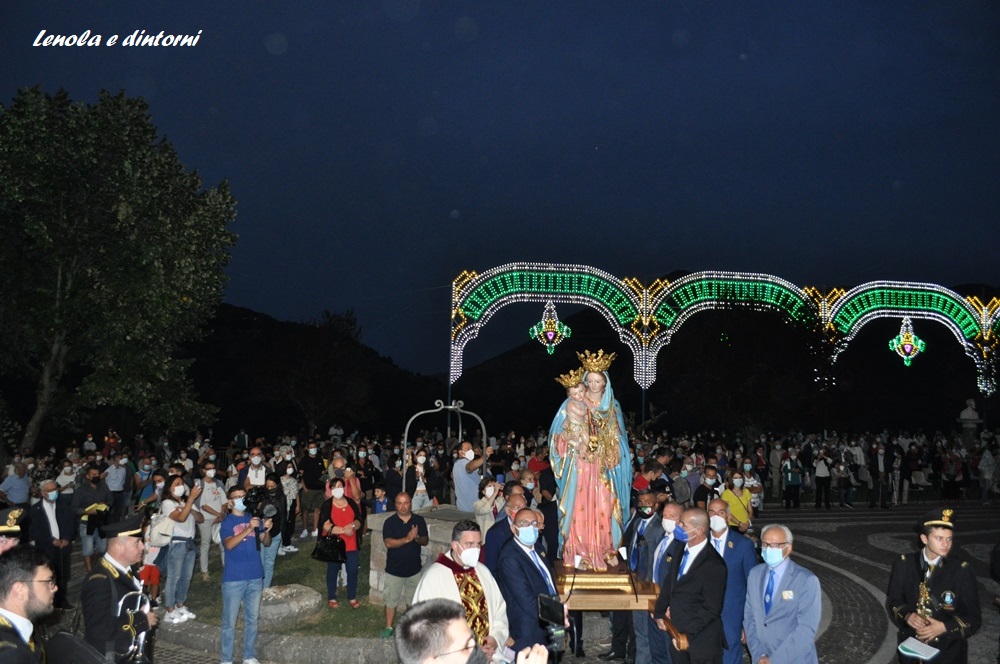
top-left (102, 454), bottom-right (128, 522)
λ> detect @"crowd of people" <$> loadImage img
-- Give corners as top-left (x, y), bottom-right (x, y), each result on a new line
top-left (0, 419), bottom-right (995, 662)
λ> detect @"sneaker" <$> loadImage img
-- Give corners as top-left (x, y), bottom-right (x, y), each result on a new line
top-left (277, 547), bottom-right (286, 556)
top-left (379, 627), bottom-right (395, 639)
top-left (300, 528), bottom-right (310, 539)
top-left (310, 529), bottom-right (318, 537)
top-left (284, 545), bottom-right (298, 552)
top-left (244, 659), bottom-right (261, 664)
top-left (164, 611), bottom-right (187, 624)
top-left (176, 606), bottom-right (197, 620)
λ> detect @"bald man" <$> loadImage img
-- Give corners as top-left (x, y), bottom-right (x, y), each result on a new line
top-left (653, 508), bottom-right (727, 664)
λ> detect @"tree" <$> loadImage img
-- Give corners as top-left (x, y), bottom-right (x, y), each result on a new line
top-left (0, 87), bottom-right (236, 450)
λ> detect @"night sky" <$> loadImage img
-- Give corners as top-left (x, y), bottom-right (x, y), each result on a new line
top-left (4, 2), bottom-right (999, 376)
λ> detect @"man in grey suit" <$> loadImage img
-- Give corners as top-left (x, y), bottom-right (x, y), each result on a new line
top-left (743, 524), bottom-right (821, 664)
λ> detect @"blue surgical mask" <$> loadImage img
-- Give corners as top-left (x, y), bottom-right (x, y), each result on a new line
top-left (673, 524), bottom-right (689, 543)
top-left (232, 498), bottom-right (246, 513)
top-left (763, 547), bottom-right (785, 567)
top-left (46, 490), bottom-right (59, 502)
top-left (516, 525), bottom-right (539, 547)
top-left (743, 464), bottom-right (752, 472)
top-left (524, 482), bottom-right (536, 491)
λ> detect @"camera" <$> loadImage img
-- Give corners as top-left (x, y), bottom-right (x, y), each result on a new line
top-left (537, 594), bottom-right (566, 653)
top-left (243, 487), bottom-right (278, 521)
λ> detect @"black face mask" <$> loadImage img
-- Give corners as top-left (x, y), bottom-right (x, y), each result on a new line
top-left (465, 646), bottom-right (488, 664)
top-left (89, 477), bottom-right (100, 485)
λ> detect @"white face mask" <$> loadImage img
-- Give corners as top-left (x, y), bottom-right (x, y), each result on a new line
top-left (662, 518), bottom-right (676, 533)
top-left (331, 487), bottom-right (345, 499)
top-left (709, 515), bottom-right (727, 532)
top-left (484, 486), bottom-right (496, 498)
top-left (464, 450), bottom-right (475, 461)
top-left (251, 456), bottom-right (262, 465)
top-left (510, 463), bottom-right (519, 471)
top-left (172, 485), bottom-right (186, 498)
top-left (205, 469), bottom-right (216, 478)
top-left (155, 482), bottom-right (165, 490)
top-left (417, 456), bottom-right (426, 465)
top-left (458, 546), bottom-right (481, 568)
top-left (285, 454), bottom-right (292, 461)
top-left (286, 467), bottom-right (294, 475)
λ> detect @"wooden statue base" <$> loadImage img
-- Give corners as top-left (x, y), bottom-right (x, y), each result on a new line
top-left (555, 567), bottom-right (659, 612)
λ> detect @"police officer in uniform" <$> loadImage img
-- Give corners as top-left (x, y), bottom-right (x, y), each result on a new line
top-left (0, 545), bottom-right (56, 663)
top-left (886, 509), bottom-right (981, 663)
top-left (80, 514), bottom-right (158, 662)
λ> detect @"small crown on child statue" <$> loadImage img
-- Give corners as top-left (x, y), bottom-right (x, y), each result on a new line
top-left (577, 349), bottom-right (616, 373)
top-left (555, 367), bottom-right (586, 388)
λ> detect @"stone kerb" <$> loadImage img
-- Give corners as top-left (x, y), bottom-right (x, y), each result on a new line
top-left (367, 505), bottom-right (472, 604)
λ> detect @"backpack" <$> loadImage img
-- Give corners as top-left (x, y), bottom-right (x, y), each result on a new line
top-left (148, 510), bottom-right (175, 547)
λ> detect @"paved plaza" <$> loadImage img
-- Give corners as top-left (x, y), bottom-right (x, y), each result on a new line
top-left (43, 502), bottom-right (1000, 664)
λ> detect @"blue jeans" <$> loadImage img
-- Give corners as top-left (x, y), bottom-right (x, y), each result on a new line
top-left (221, 578), bottom-right (263, 663)
top-left (78, 523), bottom-right (106, 557)
top-left (260, 533), bottom-right (281, 588)
top-left (631, 610), bottom-right (649, 662)
top-left (164, 538), bottom-right (197, 609)
top-left (326, 550), bottom-right (359, 601)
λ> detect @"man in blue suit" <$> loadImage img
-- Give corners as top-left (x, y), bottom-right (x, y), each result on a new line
top-left (707, 499), bottom-right (758, 664)
top-left (496, 507), bottom-right (559, 651)
top-left (28, 479), bottom-right (77, 610)
top-left (483, 492), bottom-right (526, 575)
top-left (743, 524), bottom-right (821, 664)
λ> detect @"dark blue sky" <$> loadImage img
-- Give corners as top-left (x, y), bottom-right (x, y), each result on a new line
top-left (4, 1), bottom-right (999, 375)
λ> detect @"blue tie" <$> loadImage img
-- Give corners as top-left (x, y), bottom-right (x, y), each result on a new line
top-left (531, 550), bottom-right (556, 594)
top-left (676, 549), bottom-right (690, 579)
top-left (631, 520), bottom-right (648, 571)
top-left (653, 536), bottom-right (671, 582)
top-left (764, 569), bottom-right (775, 614)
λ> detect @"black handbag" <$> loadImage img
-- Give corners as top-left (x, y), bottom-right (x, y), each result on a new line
top-left (311, 533), bottom-right (347, 563)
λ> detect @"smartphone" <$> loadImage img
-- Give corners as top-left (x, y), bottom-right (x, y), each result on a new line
top-left (538, 594), bottom-right (564, 626)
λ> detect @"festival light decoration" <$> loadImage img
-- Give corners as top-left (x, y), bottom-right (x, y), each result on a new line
top-left (889, 318), bottom-right (926, 366)
top-left (529, 301), bottom-right (571, 354)
top-left (450, 264), bottom-right (997, 395)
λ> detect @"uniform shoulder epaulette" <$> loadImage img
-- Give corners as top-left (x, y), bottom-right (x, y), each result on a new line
top-left (89, 572), bottom-right (108, 580)
top-left (0, 642), bottom-right (18, 650)
top-left (99, 558), bottom-right (121, 579)
top-left (0, 615), bottom-right (11, 628)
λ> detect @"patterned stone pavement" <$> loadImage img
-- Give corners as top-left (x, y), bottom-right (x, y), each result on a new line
top-left (36, 500), bottom-right (1000, 664)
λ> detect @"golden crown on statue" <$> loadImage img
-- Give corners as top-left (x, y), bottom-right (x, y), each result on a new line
top-left (555, 367), bottom-right (586, 388)
top-left (577, 349), bottom-right (616, 373)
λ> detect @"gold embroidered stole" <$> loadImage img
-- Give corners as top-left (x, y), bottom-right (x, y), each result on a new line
top-left (436, 553), bottom-right (490, 643)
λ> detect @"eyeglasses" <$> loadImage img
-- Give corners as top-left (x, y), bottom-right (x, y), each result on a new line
top-left (761, 542), bottom-right (788, 549)
top-left (32, 578), bottom-right (57, 588)
top-left (435, 636), bottom-right (477, 659)
top-left (515, 521), bottom-right (539, 528)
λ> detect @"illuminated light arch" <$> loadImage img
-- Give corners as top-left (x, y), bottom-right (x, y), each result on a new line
top-left (827, 282), bottom-right (997, 393)
top-left (450, 264), bottom-right (998, 395)
top-left (450, 264), bottom-right (643, 385)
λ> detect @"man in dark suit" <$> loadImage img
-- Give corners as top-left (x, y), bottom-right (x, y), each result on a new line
top-left (601, 490), bottom-right (663, 663)
top-left (80, 515), bottom-right (159, 662)
top-left (707, 499), bottom-right (758, 664)
top-left (647, 501), bottom-right (685, 664)
top-left (496, 507), bottom-right (559, 651)
top-left (28, 480), bottom-right (77, 610)
top-left (483, 491), bottom-right (526, 575)
top-left (653, 507), bottom-right (727, 664)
